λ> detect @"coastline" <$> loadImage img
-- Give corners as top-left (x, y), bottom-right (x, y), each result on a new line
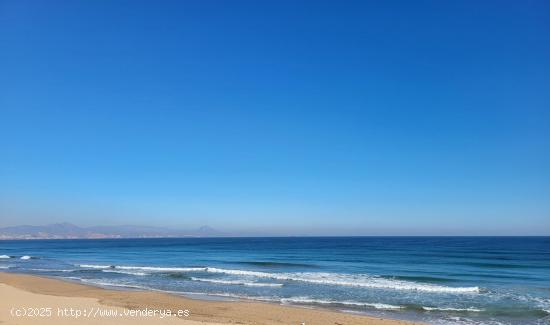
top-left (0, 272), bottom-right (420, 325)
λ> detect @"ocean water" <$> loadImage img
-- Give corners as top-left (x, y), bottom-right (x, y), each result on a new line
top-left (1, 237), bottom-right (549, 324)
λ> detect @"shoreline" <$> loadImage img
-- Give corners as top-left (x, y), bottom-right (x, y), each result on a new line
top-left (0, 272), bottom-right (420, 324)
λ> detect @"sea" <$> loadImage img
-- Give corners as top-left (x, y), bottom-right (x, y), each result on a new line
top-left (1, 237), bottom-right (549, 324)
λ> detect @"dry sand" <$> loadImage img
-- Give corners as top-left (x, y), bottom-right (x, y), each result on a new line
top-left (0, 272), bottom-right (421, 325)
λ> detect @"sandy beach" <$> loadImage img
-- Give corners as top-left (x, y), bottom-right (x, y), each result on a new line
top-left (0, 272), bottom-right (419, 325)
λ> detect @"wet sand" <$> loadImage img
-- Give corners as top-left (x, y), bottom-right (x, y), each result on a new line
top-left (0, 272), bottom-right (421, 325)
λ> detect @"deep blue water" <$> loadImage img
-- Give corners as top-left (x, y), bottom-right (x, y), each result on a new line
top-left (1, 237), bottom-right (549, 324)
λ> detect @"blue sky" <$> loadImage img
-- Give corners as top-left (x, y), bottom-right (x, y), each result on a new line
top-left (1, 1), bottom-right (549, 235)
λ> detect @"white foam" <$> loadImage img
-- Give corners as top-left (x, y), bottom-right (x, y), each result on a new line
top-left (117, 266), bottom-right (205, 272)
top-left (78, 264), bottom-right (113, 269)
top-left (190, 292), bottom-right (279, 302)
top-left (0, 265), bottom-right (12, 269)
top-left (63, 276), bottom-right (84, 280)
top-left (436, 317), bottom-right (504, 325)
top-left (102, 269), bottom-right (147, 276)
top-left (422, 306), bottom-right (484, 312)
top-left (204, 268), bottom-right (480, 294)
top-left (281, 297), bottom-right (404, 310)
top-left (0, 255), bottom-right (11, 259)
top-left (190, 277), bottom-right (283, 287)
top-left (28, 268), bottom-right (74, 272)
top-left (20, 256), bottom-right (31, 260)
top-left (79, 278), bottom-right (150, 290)
top-left (78, 264), bottom-right (204, 272)
top-left (77, 264), bottom-right (479, 294)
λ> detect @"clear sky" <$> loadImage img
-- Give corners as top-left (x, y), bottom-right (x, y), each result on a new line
top-left (1, 1), bottom-right (549, 235)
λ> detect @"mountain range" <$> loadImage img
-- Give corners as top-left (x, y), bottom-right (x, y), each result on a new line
top-left (0, 222), bottom-right (221, 239)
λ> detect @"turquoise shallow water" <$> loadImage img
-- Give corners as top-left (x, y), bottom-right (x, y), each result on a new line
top-left (1, 237), bottom-right (549, 324)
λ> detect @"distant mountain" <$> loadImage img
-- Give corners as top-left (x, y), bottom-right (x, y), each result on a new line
top-left (0, 223), bottom-right (221, 239)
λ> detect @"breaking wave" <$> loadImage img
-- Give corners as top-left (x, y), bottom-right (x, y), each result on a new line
top-left (422, 306), bottom-right (484, 312)
top-left (102, 269), bottom-right (148, 276)
top-left (190, 277), bottom-right (283, 287)
top-left (76, 264), bottom-right (480, 293)
top-left (280, 297), bottom-right (404, 310)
